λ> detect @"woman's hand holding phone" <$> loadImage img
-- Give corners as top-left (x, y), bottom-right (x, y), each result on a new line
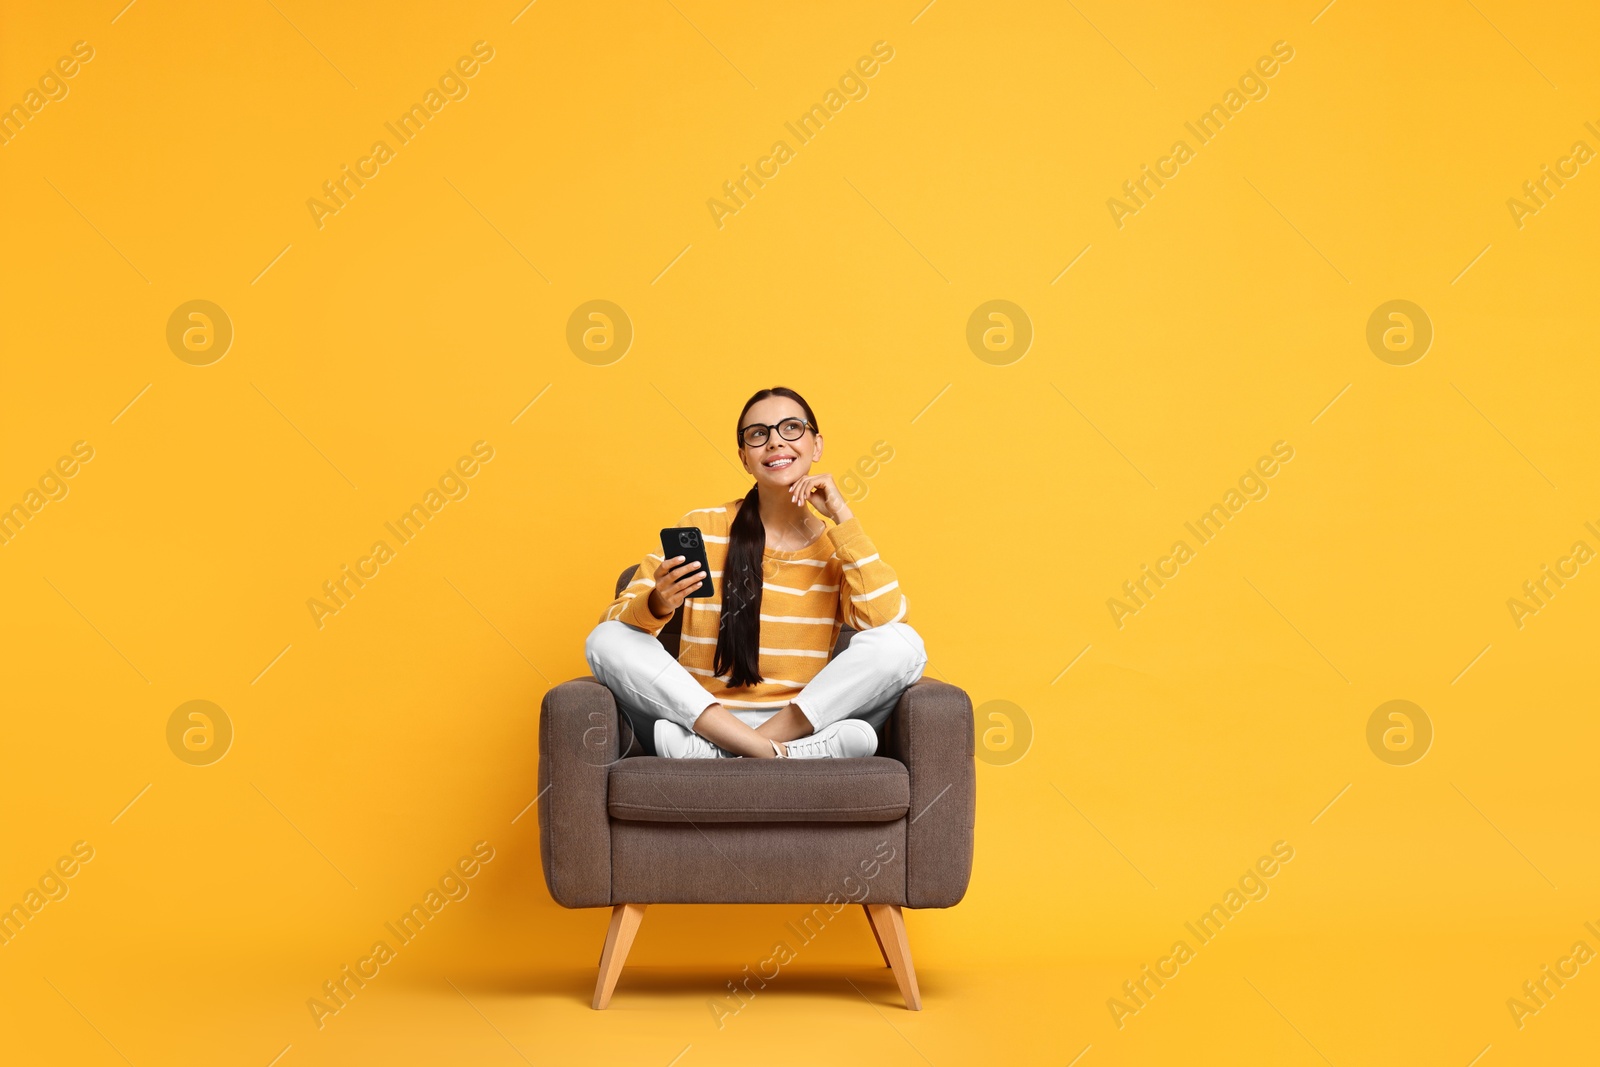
top-left (647, 556), bottom-right (704, 618)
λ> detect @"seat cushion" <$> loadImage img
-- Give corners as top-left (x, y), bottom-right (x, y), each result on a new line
top-left (608, 756), bottom-right (909, 823)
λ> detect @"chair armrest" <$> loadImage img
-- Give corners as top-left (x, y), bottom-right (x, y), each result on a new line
top-left (538, 677), bottom-right (621, 908)
top-left (885, 679), bottom-right (975, 909)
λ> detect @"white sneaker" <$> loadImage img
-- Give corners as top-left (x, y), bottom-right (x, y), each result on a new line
top-left (780, 719), bottom-right (878, 759)
top-left (654, 719), bottom-right (735, 759)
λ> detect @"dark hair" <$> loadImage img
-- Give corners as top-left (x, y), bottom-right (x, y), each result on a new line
top-left (714, 386), bottom-right (821, 688)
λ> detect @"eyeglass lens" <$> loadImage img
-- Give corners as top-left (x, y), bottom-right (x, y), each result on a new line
top-left (743, 419), bottom-right (806, 446)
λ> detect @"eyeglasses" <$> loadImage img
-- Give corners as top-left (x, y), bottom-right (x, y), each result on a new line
top-left (738, 418), bottom-right (814, 449)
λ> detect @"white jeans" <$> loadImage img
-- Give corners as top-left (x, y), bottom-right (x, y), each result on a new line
top-left (584, 619), bottom-right (928, 741)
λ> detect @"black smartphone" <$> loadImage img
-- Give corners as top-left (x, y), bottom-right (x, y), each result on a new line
top-left (659, 527), bottom-right (714, 599)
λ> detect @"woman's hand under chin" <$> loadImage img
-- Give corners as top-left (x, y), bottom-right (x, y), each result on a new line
top-left (789, 472), bottom-right (853, 525)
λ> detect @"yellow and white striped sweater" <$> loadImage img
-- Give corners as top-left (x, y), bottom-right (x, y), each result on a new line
top-left (600, 498), bottom-right (908, 708)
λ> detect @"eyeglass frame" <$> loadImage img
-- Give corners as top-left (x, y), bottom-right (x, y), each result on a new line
top-left (736, 418), bottom-right (816, 449)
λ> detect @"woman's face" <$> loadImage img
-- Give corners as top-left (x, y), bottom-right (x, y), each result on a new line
top-left (737, 396), bottom-right (822, 490)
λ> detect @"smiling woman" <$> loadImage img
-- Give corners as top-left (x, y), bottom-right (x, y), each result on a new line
top-left (586, 385), bottom-right (926, 761)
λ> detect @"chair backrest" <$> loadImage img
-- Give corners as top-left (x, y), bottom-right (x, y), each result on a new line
top-left (614, 564), bottom-right (856, 660)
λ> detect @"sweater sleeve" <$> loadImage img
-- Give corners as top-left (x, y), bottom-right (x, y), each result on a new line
top-left (825, 514), bottom-right (908, 629)
top-left (600, 514), bottom-right (686, 634)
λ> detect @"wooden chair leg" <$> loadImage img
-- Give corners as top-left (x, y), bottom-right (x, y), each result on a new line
top-left (862, 904), bottom-right (891, 967)
top-left (865, 903), bottom-right (922, 1010)
top-left (592, 903), bottom-right (647, 1009)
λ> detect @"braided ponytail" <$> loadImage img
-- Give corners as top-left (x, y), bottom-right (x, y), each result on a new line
top-left (714, 386), bottom-right (821, 688)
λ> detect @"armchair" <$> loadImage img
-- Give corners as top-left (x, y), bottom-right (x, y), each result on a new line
top-left (538, 564), bottom-right (975, 1009)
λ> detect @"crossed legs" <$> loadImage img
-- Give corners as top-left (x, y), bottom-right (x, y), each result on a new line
top-left (584, 620), bottom-right (928, 757)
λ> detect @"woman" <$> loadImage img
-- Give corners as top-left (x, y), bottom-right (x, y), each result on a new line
top-left (585, 386), bottom-right (927, 759)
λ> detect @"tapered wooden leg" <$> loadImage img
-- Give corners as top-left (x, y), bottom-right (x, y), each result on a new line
top-left (865, 904), bottom-right (921, 1010)
top-left (862, 904), bottom-right (891, 967)
top-left (592, 903), bottom-right (647, 1009)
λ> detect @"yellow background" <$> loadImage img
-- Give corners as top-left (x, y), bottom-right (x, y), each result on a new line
top-left (3, 0), bottom-right (1598, 1063)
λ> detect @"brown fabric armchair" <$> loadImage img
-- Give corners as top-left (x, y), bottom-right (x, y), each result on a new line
top-left (538, 564), bottom-right (976, 1009)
